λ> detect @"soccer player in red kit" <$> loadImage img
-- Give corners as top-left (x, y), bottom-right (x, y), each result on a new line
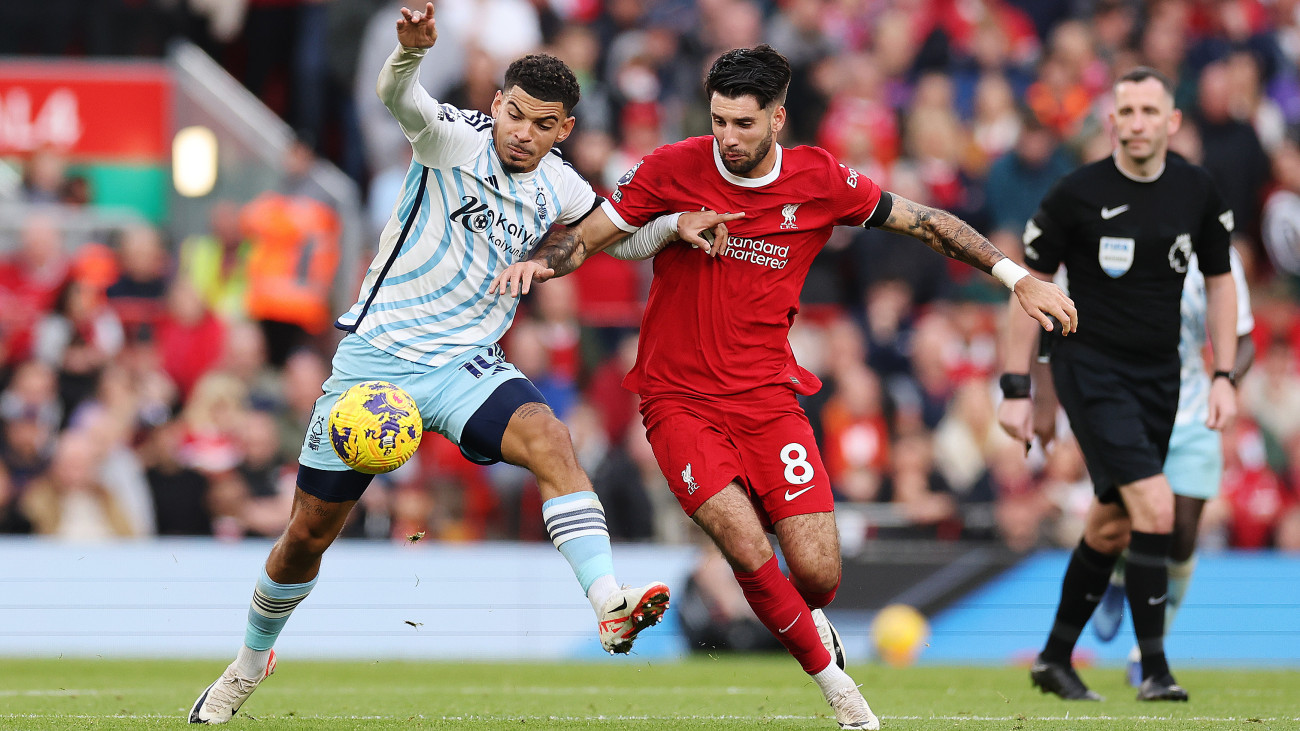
top-left (492, 45), bottom-right (1077, 729)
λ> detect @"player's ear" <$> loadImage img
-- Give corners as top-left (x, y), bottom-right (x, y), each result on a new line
top-left (1167, 107), bottom-right (1182, 136)
top-left (554, 115), bottom-right (576, 144)
top-left (490, 90), bottom-right (504, 118)
top-left (772, 105), bottom-right (787, 135)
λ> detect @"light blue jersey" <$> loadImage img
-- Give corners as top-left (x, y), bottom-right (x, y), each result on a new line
top-left (337, 45), bottom-right (597, 367)
top-left (1165, 248), bottom-right (1253, 499)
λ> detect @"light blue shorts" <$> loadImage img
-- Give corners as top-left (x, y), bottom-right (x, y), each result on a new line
top-left (1163, 420), bottom-right (1223, 500)
top-left (299, 334), bottom-right (530, 471)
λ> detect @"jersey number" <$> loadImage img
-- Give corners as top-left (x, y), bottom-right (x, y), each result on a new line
top-left (780, 442), bottom-right (814, 485)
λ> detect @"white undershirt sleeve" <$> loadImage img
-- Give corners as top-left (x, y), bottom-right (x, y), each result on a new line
top-left (605, 213), bottom-right (681, 261)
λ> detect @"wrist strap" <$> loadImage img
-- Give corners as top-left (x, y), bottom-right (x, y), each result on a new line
top-left (992, 258), bottom-right (1030, 291)
top-left (1000, 373), bottom-right (1031, 399)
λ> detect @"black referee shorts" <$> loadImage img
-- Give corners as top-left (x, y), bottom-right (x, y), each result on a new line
top-left (1050, 339), bottom-right (1180, 504)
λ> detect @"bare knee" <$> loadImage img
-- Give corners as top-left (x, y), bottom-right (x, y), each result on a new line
top-left (1084, 520), bottom-right (1130, 555)
top-left (1122, 479), bottom-right (1175, 534)
top-left (280, 518), bottom-right (338, 561)
top-left (790, 562), bottom-right (840, 600)
top-left (504, 413), bottom-right (585, 489)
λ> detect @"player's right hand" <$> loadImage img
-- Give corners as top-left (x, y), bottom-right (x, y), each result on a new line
top-left (397, 3), bottom-right (437, 48)
top-left (677, 210), bottom-right (745, 257)
top-left (489, 260), bottom-right (554, 298)
top-left (997, 397), bottom-right (1034, 453)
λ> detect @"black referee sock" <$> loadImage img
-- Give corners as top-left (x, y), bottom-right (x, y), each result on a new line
top-left (1127, 530), bottom-right (1172, 680)
top-left (1041, 539), bottom-right (1119, 665)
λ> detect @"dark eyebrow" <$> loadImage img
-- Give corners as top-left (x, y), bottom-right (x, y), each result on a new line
top-left (507, 100), bottom-right (559, 123)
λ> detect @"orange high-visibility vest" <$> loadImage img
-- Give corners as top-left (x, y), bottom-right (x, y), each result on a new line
top-left (241, 193), bottom-right (340, 334)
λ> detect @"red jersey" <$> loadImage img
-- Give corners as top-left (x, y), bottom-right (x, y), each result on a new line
top-left (603, 136), bottom-right (887, 398)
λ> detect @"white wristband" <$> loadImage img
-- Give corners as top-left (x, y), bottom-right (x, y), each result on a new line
top-left (992, 258), bottom-right (1030, 291)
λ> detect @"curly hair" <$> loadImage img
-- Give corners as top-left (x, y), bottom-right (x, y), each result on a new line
top-left (705, 45), bottom-right (791, 110)
top-left (503, 54), bottom-right (581, 114)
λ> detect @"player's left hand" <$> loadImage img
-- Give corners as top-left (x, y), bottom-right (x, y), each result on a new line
top-left (677, 210), bottom-right (745, 257)
top-left (1014, 277), bottom-right (1078, 335)
top-left (489, 260), bottom-right (554, 298)
top-left (1206, 377), bottom-right (1238, 431)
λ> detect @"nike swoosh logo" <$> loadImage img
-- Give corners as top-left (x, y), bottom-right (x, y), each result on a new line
top-left (1148, 594), bottom-right (1166, 606)
top-left (778, 612), bottom-right (802, 634)
top-left (611, 598), bottom-right (628, 613)
top-left (1101, 205), bottom-right (1129, 219)
top-left (785, 486), bottom-right (814, 501)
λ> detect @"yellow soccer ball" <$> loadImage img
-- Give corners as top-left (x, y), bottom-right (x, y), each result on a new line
top-left (328, 381), bottom-right (423, 474)
top-left (870, 604), bottom-right (930, 667)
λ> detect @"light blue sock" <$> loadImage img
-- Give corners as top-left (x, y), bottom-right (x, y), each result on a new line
top-left (542, 491), bottom-right (615, 595)
top-left (1165, 555), bottom-right (1196, 632)
top-left (244, 567), bottom-right (318, 651)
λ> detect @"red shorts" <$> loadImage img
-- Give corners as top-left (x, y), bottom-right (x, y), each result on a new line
top-left (641, 386), bottom-right (834, 526)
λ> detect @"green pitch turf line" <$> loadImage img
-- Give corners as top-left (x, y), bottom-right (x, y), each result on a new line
top-left (1, 656), bottom-right (1297, 730)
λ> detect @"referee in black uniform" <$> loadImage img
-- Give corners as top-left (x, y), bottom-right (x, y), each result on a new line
top-left (997, 67), bottom-right (1239, 702)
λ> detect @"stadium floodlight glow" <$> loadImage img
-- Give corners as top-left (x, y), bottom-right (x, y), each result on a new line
top-left (172, 125), bottom-right (218, 197)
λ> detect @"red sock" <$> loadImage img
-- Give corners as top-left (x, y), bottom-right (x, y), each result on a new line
top-left (734, 556), bottom-right (832, 673)
top-left (796, 578), bottom-right (839, 609)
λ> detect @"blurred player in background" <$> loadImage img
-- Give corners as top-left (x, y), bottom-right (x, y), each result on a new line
top-left (187, 4), bottom-right (702, 723)
top-left (494, 44), bottom-right (1076, 730)
top-left (1084, 246), bottom-right (1255, 684)
top-left (998, 67), bottom-right (1238, 703)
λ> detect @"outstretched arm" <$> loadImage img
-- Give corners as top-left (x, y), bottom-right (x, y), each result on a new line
top-left (880, 194), bottom-right (1078, 334)
top-left (489, 209), bottom-right (744, 296)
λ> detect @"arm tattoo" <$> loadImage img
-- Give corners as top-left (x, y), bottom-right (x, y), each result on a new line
top-left (513, 403), bottom-right (553, 420)
top-left (530, 226), bottom-right (588, 277)
top-left (883, 196), bottom-right (1004, 274)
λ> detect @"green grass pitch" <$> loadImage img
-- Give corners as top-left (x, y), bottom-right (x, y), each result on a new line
top-left (2, 655), bottom-right (1297, 729)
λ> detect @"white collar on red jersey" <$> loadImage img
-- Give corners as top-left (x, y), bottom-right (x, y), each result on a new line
top-left (712, 138), bottom-right (783, 187)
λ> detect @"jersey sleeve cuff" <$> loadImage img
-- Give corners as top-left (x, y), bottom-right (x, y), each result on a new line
top-left (600, 199), bottom-right (641, 234)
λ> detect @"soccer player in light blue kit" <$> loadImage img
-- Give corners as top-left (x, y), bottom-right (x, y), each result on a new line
top-left (1083, 247), bottom-right (1255, 682)
top-left (188, 4), bottom-right (704, 723)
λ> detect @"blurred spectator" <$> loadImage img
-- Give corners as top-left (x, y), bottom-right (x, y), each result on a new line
top-left (932, 380), bottom-right (1004, 504)
top-left (20, 429), bottom-right (136, 540)
top-left (570, 399), bottom-right (653, 541)
top-left (0, 361), bottom-right (61, 489)
top-left (1262, 137), bottom-right (1300, 288)
top-left (278, 348), bottom-right (328, 458)
top-left (176, 372), bottom-right (248, 477)
top-left (1206, 420), bottom-right (1293, 548)
top-left (241, 192), bottom-right (341, 366)
top-left (235, 409), bottom-right (294, 538)
top-left (140, 420), bottom-right (212, 536)
top-left (0, 213), bottom-right (71, 366)
top-left (1241, 338), bottom-right (1300, 455)
top-left (878, 431), bottom-right (959, 540)
top-left (505, 320), bottom-right (577, 419)
top-left (821, 362), bottom-right (889, 503)
top-left (818, 53), bottom-right (900, 170)
top-left (1195, 60), bottom-right (1272, 240)
top-left (984, 112), bottom-right (1075, 246)
top-left (990, 438), bottom-right (1051, 551)
top-left (0, 463), bottom-right (32, 534)
top-left (33, 278), bottom-right (125, 420)
top-left (106, 225), bottom-right (170, 341)
top-left (218, 321), bottom-right (281, 411)
top-left (70, 367), bottom-right (157, 537)
top-left (20, 147), bottom-right (71, 204)
top-left (179, 200), bottom-right (253, 323)
top-left (153, 281), bottom-right (227, 400)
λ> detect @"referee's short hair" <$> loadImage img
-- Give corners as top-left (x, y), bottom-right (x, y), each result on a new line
top-left (1115, 66), bottom-right (1175, 100)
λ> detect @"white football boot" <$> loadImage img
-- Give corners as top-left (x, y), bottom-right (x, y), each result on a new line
top-left (189, 650), bottom-right (276, 724)
top-left (812, 608), bottom-right (846, 670)
top-left (825, 684), bottom-right (881, 730)
top-left (597, 582), bottom-right (671, 654)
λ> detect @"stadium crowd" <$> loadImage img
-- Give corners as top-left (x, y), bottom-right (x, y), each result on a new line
top-left (2, 0), bottom-right (1300, 554)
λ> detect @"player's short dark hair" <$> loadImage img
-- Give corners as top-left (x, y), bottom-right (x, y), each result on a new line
top-left (704, 45), bottom-right (791, 110)
top-left (503, 54), bottom-right (580, 115)
top-left (1115, 66), bottom-right (1175, 99)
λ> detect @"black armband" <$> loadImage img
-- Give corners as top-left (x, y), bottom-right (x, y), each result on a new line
top-left (999, 373), bottom-right (1032, 399)
top-left (863, 191), bottom-right (894, 228)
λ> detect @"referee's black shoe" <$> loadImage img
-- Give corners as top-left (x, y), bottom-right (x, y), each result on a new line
top-left (1136, 673), bottom-right (1189, 702)
top-left (1030, 656), bottom-right (1103, 701)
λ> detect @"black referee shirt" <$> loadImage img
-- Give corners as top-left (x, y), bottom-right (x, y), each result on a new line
top-left (1024, 152), bottom-right (1233, 363)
